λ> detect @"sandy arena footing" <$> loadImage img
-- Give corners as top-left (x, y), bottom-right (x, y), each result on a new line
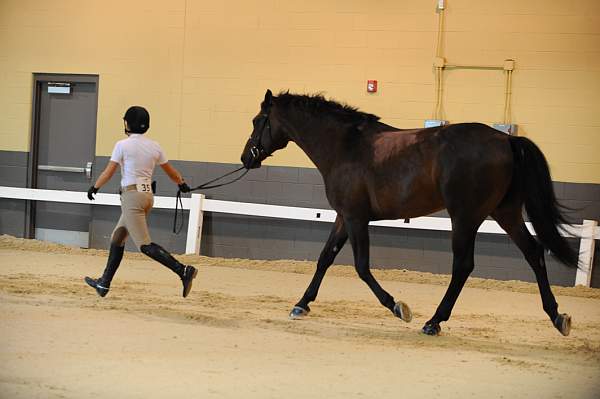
top-left (1, 235), bottom-right (599, 398)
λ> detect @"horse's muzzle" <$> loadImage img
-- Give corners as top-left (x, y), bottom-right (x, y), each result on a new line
top-left (241, 147), bottom-right (262, 169)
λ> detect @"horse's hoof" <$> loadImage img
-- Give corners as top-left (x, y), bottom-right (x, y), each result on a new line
top-left (289, 306), bottom-right (310, 320)
top-left (422, 322), bottom-right (441, 336)
top-left (393, 301), bottom-right (412, 322)
top-left (554, 313), bottom-right (571, 336)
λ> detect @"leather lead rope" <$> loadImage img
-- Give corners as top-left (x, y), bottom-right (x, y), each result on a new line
top-left (173, 166), bottom-right (249, 234)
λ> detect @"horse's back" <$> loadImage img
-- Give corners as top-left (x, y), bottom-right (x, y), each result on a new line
top-left (435, 123), bottom-right (512, 168)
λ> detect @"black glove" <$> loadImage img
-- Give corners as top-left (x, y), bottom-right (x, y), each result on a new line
top-left (87, 186), bottom-right (98, 200)
top-left (178, 182), bottom-right (191, 193)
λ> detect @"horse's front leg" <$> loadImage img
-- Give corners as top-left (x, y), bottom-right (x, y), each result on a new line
top-left (289, 214), bottom-right (348, 319)
top-left (345, 217), bottom-right (412, 322)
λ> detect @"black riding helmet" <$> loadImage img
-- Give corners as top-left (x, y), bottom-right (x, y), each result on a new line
top-left (123, 106), bottom-right (150, 133)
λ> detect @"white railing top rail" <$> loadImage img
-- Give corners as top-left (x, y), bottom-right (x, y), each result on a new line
top-left (1, 186), bottom-right (595, 238)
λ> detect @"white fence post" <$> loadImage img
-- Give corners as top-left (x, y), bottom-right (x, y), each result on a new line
top-left (185, 193), bottom-right (205, 255)
top-left (575, 219), bottom-right (598, 287)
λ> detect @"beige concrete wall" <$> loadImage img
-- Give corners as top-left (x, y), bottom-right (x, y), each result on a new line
top-left (0, 0), bottom-right (187, 158)
top-left (0, 0), bottom-right (599, 183)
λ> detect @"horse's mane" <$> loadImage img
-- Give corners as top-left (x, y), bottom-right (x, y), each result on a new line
top-left (275, 92), bottom-right (380, 129)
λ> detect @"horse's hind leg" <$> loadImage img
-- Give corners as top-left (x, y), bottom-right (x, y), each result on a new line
top-left (345, 217), bottom-right (412, 322)
top-left (422, 222), bottom-right (480, 335)
top-left (290, 214), bottom-right (348, 319)
top-left (491, 206), bottom-right (571, 336)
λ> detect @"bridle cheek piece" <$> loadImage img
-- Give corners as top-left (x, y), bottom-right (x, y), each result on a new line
top-left (249, 113), bottom-right (272, 165)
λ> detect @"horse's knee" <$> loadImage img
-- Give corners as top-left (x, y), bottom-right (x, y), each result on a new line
top-left (452, 259), bottom-right (474, 277)
top-left (317, 241), bottom-right (343, 267)
top-left (317, 253), bottom-right (335, 269)
top-left (527, 244), bottom-right (548, 274)
top-left (464, 262), bottom-right (475, 275)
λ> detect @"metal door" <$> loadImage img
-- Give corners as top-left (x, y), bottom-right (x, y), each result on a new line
top-left (29, 74), bottom-right (99, 247)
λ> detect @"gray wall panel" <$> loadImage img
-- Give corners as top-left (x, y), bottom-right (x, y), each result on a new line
top-left (564, 182), bottom-right (600, 201)
top-left (0, 165), bottom-right (28, 187)
top-left (0, 150), bottom-right (28, 188)
top-left (0, 199), bottom-right (27, 237)
top-left (267, 166), bottom-right (299, 183)
top-left (0, 151), bottom-right (29, 237)
top-left (0, 150), bottom-right (29, 167)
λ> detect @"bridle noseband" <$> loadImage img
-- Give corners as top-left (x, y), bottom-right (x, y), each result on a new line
top-left (248, 111), bottom-right (273, 165)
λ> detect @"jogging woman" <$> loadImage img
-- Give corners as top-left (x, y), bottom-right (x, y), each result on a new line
top-left (85, 106), bottom-right (197, 298)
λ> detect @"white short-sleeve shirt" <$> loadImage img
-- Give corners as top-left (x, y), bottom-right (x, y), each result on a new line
top-left (110, 134), bottom-right (168, 187)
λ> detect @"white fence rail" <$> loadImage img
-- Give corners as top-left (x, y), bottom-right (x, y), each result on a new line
top-left (1, 186), bottom-right (598, 287)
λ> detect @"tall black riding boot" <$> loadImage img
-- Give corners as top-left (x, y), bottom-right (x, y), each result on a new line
top-left (85, 244), bottom-right (125, 297)
top-left (140, 242), bottom-right (198, 298)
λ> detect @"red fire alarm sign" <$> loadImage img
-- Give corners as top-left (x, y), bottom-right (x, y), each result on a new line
top-left (367, 80), bottom-right (378, 93)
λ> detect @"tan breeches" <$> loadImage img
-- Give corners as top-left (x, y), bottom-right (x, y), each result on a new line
top-left (111, 191), bottom-right (154, 249)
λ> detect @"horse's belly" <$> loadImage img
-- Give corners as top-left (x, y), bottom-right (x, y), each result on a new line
top-left (374, 198), bottom-right (444, 220)
top-left (369, 184), bottom-right (445, 220)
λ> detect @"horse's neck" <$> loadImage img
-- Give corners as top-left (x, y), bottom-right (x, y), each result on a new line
top-left (288, 125), bottom-right (345, 177)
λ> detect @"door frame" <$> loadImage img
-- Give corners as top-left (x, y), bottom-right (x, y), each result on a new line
top-left (25, 73), bottom-right (99, 238)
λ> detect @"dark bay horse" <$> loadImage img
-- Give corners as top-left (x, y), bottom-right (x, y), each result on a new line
top-left (240, 90), bottom-right (577, 336)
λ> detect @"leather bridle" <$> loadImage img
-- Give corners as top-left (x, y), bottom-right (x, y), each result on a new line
top-left (248, 111), bottom-right (273, 167)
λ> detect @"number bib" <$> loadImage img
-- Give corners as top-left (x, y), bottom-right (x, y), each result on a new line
top-left (136, 177), bottom-right (152, 193)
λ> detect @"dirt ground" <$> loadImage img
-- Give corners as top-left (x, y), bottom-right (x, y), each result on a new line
top-left (1, 235), bottom-right (599, 399)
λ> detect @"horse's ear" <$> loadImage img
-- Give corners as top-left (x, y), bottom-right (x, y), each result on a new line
top-left (264, 89), bottom-right (273, 106)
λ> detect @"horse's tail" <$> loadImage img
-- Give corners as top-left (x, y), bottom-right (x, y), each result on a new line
top-left (508, 136), bottom-right (578, 267)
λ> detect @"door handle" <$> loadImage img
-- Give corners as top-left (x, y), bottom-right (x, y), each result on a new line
top-left (85, 161), bottom-right (93, 179)
top-left (38, 161), bottom-right (94, 180)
